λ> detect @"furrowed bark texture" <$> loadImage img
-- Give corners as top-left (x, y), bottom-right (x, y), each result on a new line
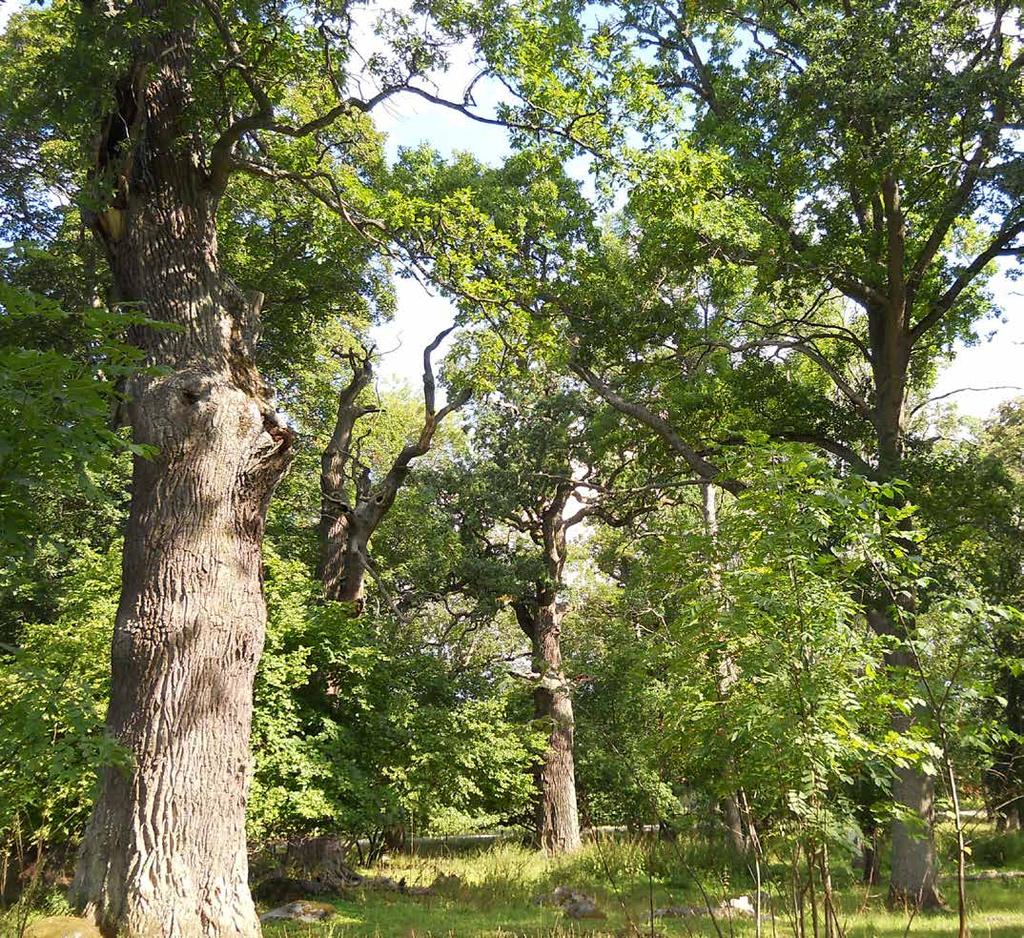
top-left (533, 605), bottom-right (582, 854)
top-left (516, 486), bottom-right (582, 854)
top-left (70, 11), bottom-right (293, 937)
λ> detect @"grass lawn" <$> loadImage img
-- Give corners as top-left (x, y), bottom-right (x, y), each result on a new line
top-left (258, 842), bottom-right (1024, 938)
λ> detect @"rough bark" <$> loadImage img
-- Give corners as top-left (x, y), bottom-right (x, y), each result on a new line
top-left (69, 11), bottom-right (293, 937)
top-left (318, 332), bottom-right (469, 612)
top-left (514, 485), bottom-right (582, 854)
top-left (318, 348), bottom-right (375, 608)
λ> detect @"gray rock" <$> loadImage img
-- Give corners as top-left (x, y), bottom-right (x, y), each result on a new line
top-left (532, 884), bottom-right (605, 919)
top-left (654, 904), bottom-right (703, 919)
top-left (259, 900), bottom-right (336, 923)
top-left (654, 895), bottom-right (755, 919)
top-left (562, 896), bottom-right (605, 919)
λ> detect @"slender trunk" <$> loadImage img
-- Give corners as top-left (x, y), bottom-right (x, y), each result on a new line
top-left (862, 832), bottom-right (881, 886)
top-left (807, 849), bottom-right (820, 938)
top-left (818, 844), bottom-right (839, 938)
top-left (945, 758), bottom-right (968, 938)
top-left (515, 487), bottom-right (582, 854)
top-left (792, 843), bottom-right (805, 938)
top-left (532, 595), bottom-right (582, 854)
top-left (69, 15), bottom-right (293, 937)
top-left (740, 791), bottom-right (763, 938)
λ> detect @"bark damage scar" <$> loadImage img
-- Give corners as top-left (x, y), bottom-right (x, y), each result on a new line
top-left (262, 409), bottom-right (295, 451)
top-left (91, 61), bottom-right (149, 245)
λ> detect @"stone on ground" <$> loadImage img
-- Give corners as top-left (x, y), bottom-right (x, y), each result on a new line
top-left (23, 917), bottom-right (102, 938)
top-left (532, 884), bottom-right (606, 919)
top-left (654, 894), bottom-right (755, 919)
top-left (259, 899), bottom-right (336, 923)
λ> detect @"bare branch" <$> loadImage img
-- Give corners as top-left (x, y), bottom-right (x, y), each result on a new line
top-left (422, 325), bottom-right (457, 417)
top-left (909, 385), bottom-right (1023, 416)
top-left (572, 362), bottom-right (743, 494)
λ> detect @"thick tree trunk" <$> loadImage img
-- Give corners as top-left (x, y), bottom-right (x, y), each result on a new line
top-left (320, 503), bottom-right (370, 611)
top-left (722, 796), bottom-right (747, 854)
top-left (70, 15), bottom-right (293, 937)
top-left (870, 613), bottom-right (944, 911)
top-left (514, 488), bottom-right (582, 855)
top-left (72, 374), bottom-right (290, 936)
top-left (319, 353), bottom-right (373, 611)
top-left (888, 759), bottom-right (942, 908)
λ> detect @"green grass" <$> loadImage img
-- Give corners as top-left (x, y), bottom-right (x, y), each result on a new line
top-left (7, 836), bottom-right (1024, 937)
top-left (257, 841), bottom-right (1024, 938)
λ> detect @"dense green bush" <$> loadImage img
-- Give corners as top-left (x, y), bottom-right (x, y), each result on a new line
top-left (0, 546), bottom-right (122, 869)
top-left (0, 539), bottom-right (542, 872)
top-left (250, 548), bottom-right (541, 848)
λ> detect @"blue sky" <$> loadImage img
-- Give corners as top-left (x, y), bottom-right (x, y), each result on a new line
top-left (372, 94), bottom-right (1022, 419)
top-left (2, 0), bottom-right (1019, 419)
top-left (371, 94), bottom-right (1021, 422)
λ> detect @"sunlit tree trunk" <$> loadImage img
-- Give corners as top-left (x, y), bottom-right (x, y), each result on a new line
top-left (883, 642), bottom-right (942, 909)
top-left (319, 350), bottom-right (375, 611)
top-left (532, 597), bottom-right (582, 854)
top-left (69, 12), bottom-right (293, 937)
top-left (515, 485), bottom-right (582, 854)
top-left (702, 482), bottom-right (746, 854)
